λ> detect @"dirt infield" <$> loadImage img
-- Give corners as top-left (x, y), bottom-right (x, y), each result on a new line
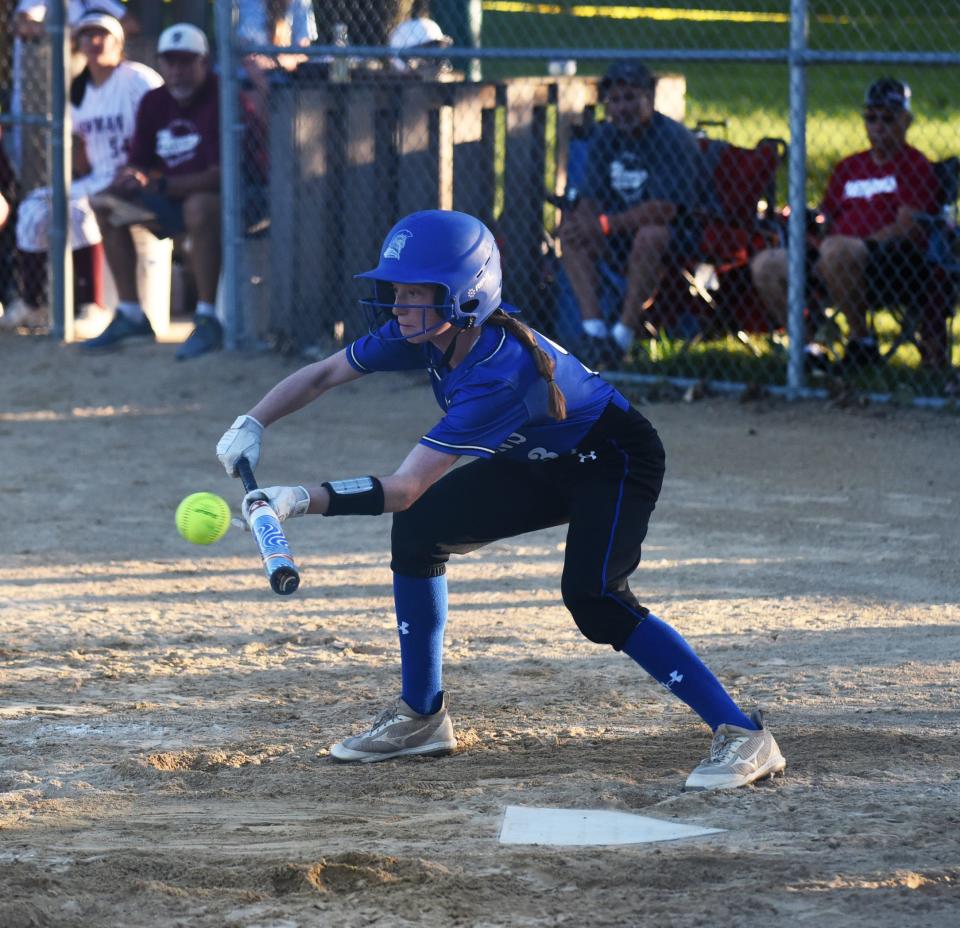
top-left (1, 335), bottom-right (959, 927)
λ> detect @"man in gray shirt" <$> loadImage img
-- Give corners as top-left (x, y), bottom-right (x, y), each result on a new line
top-left (560, 61), bottom-right (704, 366)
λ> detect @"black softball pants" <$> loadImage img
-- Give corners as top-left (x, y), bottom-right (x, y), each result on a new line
top-left (391, 402), bottom-right (666, 650)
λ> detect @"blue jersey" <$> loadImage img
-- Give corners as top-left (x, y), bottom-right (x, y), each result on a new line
top-left (346, 318), bottom-right (629, 462)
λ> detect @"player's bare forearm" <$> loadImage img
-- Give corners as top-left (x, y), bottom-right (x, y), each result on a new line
top-left (248, 350), bottom-right (364, 426)
top-left (303, 445), bottom-right (459, 515)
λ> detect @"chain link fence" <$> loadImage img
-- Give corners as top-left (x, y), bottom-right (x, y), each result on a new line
top-left (3, 2), bottom-right (958, 402)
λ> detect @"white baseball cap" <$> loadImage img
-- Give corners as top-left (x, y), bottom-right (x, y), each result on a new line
top-left (73, 12), bottom-right (125, 44)
top-left (157, 23), bottom-right (209, 57)
top-left (388, 17), bottom-right (453, 50)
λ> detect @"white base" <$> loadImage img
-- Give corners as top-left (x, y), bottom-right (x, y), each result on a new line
top-left (498, 806), bottom-right (723, 847)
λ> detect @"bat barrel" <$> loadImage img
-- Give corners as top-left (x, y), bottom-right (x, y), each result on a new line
top-left (237, 457), bottom-right (301, 596)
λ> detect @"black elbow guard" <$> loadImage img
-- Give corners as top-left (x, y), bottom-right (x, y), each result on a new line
top-left (321, 476), bottom-right (385, 516)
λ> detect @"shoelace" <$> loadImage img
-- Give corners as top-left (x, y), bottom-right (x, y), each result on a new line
top-left (708, 731), bottom-right (751, 765)
top-left (368, 702), bottom-right (407, 736)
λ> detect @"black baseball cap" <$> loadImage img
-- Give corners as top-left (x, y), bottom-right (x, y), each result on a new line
top-left (601, 60), bottom-right (657, 95)
top-left (864, 77), bottom-right (911, 111)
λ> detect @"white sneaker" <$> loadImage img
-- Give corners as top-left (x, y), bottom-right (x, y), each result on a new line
top-left (684, 710), bottom-right (786, 791)
top-left (0, 299), bottom-right (49, 331)
top-left (330, 696), bottom-right (456, 763)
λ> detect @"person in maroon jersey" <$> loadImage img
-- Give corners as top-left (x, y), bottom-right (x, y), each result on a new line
top-left (752, 78), bottom-right (939, 372)
top-left (83, 23), bottom-right (225, 360)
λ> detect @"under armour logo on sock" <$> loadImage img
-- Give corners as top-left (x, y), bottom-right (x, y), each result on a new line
top-left (398, 621), bottom-right (410, 635)
top-left (577, 450), bottom-right (597, 463)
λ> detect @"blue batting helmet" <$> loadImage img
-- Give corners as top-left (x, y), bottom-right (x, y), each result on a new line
top-left (355, 210), bottom-right (503, 335)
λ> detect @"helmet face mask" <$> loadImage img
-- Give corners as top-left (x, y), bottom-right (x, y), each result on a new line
top-left (360, 281), bottom-right (453, 341)
top-left (356, 210), bottom-right (502, 341)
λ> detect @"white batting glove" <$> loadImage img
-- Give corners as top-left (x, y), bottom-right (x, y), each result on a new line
top-left (216, 414), bottom-right (264, 477)
top-left (242, 486), bottom-right (311, 523)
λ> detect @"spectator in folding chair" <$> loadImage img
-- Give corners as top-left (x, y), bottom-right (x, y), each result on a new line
top-left (558, 60), bottom-right (704, 369)
top-left (0, 13), bottom-right (161, 334)
top-left (751, 78), bottom-right (939, 373)
top-left (84, 24), bottom-right (229, 360)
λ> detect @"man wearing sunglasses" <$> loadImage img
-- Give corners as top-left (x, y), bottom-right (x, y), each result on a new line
top-left (752, 78), bottom-right (938, 372)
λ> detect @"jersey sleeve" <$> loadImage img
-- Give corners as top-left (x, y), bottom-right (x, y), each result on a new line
top-left (820, 159), bottom-right (846, 220)
top-left (900, 151), bottom-right (939, 214)
top-left (647, 121), bottom-right (700, 209)
top-left (579, 126), bottom-right (612, 203)
top-left (126, 90), bottom-right (158, 171)
top-left (421, 384), bottom-right (528, 458)
top-left (346, 320), bottom-right (426, 373)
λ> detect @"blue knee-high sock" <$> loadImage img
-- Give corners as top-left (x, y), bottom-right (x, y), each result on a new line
top-left (393, 573), bottom-right (447, 716)
top-left (622, 613), bottom-right (756, 732)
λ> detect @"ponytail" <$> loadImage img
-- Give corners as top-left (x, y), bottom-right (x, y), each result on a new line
top-left (487, 310), bottom-right (567, 421)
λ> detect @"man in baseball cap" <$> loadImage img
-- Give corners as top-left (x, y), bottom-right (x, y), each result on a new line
top-left (864, 77), bottom-right (911, 112)
top-left (157, 22), bottom-right (209, 57)
top-left (559, 59), bottom-right (704, 368)
top-left (83, 23), bottom-right (229, 359)
top-left (599, 60), bottom-right (657, 97)
top-left (752, 76), bottom-right (940, 373)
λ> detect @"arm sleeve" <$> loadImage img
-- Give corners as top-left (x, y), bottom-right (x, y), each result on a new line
top-left (900, 154), bottom-right (940, 213)
top-left (579, 130), bottom-right (609, 203)
top-left (647, 124), bottom-right (701, 209)
top-left (421, 385), bottom-right (528, 459)
top-left (820, 162), bottom-right (844, 220)
top-left (346, 320), bottom-right (426, 373)
top-left (126, 95), bottom-right (156, 171)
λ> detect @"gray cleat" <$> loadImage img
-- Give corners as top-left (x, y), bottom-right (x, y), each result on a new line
top-left (684, 709), bottom-right (786, 791)
top-left (330, 695), bottom-right (456, 763)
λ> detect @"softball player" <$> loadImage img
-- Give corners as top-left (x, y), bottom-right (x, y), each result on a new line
top-left (216, 209), bottom-right (786, 791)
top-left (1, 12), bottom-right (160, 331)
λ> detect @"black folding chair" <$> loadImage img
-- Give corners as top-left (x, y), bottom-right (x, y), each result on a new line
top-left (875, 156), bottom-right (959, 371)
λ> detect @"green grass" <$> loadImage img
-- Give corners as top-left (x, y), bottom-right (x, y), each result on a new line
top-left (617, 308), bottom-right (960, 395)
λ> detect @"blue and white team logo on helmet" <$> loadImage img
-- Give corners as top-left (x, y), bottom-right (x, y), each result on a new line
top-left (356, 210), bottom-right (503, 338)
top-left (383, 229), bottom-right (413, 260)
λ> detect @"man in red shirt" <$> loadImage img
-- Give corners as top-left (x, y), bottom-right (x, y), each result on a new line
top-left (752, 78), bottom-right (939, 371)
top-left (83, 23), bottom-right (224, 360)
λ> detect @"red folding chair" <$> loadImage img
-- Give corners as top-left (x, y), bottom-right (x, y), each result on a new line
top-left (645, 135), bottom-right (787, 346)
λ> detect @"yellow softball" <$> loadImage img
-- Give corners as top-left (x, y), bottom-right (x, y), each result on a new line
top-left (175, 492), bottom-right (232, 545)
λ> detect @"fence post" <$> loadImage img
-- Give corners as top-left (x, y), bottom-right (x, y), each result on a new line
top-left (216, 0), bottom-right (242, 349)
top-left (499, 78), bottom-right (552, 322)
top-left (49, 0), bottom-right (72, 342)
top-left (787, 0), bottom-right (809, 394)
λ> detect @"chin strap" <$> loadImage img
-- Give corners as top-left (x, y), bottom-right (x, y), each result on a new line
top-left (435, 321), bottom-right (474, 371)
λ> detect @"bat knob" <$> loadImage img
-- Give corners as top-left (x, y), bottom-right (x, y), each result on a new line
top-left (270, 566), bottom-right (300, 596)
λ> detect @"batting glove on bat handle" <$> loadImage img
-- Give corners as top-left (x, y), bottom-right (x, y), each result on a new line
top-left (216, 415), bottom-right (264, 477)
top-left (242, 486), bottom-right (310, 524)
